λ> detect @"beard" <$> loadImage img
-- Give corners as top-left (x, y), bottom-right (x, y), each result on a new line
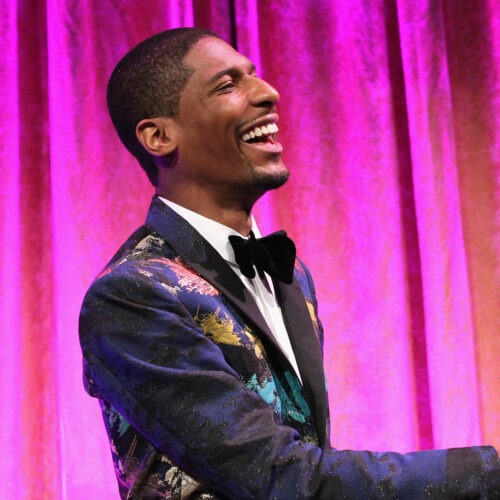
top-left (250, 159), bottom-right (290, 192)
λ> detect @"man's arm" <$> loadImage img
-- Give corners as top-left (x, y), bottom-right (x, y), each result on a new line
top-left (80, 260), bottom-right (500, 499)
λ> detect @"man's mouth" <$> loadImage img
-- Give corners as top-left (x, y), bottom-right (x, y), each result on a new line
top-left (240, 123), bottom-right (279, 143)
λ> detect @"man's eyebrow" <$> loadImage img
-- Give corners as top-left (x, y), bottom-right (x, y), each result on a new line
top-left (207, 63), bottom-right (257, 83)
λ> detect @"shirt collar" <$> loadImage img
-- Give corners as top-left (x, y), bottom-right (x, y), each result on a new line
top-left (158, 197), bottom-right (261, 264)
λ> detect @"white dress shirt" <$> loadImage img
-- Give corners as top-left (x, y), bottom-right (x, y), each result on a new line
top-left (159, 197), bottom-right (302, 382)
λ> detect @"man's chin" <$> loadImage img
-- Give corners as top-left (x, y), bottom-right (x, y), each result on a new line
top-left (253, 165), bottom-right (290, 191)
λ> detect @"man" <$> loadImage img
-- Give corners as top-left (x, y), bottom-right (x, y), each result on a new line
top-left (80, 27), bottom-right (500, 498)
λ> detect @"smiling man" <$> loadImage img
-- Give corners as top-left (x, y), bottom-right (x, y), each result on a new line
top-left (79, 28), bottom-right (500, 498)
top-left (136, 33), bottom-right (289, 233)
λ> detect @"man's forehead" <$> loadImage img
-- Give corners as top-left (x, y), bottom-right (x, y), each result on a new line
top-left (183, 36), bottom-right (254, 81)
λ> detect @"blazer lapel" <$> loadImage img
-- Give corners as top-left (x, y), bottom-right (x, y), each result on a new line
top-left (145, 197), bottom-right (283, 353)
top-left (275, 279), bottom-right (329, 447)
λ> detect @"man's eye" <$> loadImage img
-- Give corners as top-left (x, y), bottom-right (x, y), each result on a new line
top-left (217, 81), bottom-right (236, 93)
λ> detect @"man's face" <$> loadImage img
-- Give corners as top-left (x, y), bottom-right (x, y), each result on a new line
top-left (172, 36), bottom-right (289, 205)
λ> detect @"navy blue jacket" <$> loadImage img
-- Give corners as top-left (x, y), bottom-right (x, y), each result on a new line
top-left (80, 197), bottom-right (500, 498)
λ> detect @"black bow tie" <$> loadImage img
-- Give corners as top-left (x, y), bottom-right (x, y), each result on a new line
top-left (228, 230), bottom-right (296, 284)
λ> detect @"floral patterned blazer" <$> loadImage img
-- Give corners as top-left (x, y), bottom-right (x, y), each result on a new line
top-left (80, 196), bottom-right (500, 499)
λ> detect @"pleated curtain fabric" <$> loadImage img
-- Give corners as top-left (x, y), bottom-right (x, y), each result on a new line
top-left (0, 0), bottom-right (499, 497)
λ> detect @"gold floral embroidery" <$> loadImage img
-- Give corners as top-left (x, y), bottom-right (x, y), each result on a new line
top-left (305, 299), bottom-right (320, 338)
top-left (195, 308), bottom-right (242, 347)
top-left (194, 309), bottom-right (266, 361)
top-left (240, 326), bottom-right (266, 360)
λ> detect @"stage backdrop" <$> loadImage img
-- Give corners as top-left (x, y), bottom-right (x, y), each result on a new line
top-left (1, 0), bottom-right (499, 497)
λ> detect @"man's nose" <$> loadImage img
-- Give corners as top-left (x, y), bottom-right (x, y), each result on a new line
top-left (248, 76), bottom-right (280, 107)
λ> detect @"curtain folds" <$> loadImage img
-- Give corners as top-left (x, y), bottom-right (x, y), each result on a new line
top-left (1, 1), bottom-right (498, 497)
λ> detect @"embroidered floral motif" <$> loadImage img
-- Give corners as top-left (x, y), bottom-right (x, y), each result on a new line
top-left (240, 326), bottom-right (266, 360)
top-left (138, 269), bottom-right (153, 278)
top-left (159, 282), bottom-right (181, 296)
top-left (246, 373), bottom-right (278, 407)
top-left (305, 299), bottom-right (320, 339)
top-left (135, 234), bottom-right (165, 252)
top-left (195, 308), bottom-right (242, 347)
top-left (156, 257), bottom-right (219, 296)
top-left (194, 308), bottom-right (268, 362)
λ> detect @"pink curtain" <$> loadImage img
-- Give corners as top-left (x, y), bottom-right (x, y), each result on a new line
top-left (1, 1), bottom-right (499, 497)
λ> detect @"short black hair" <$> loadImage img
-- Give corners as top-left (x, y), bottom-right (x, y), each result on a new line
top-left (107, 27), bottom-right (216, 185)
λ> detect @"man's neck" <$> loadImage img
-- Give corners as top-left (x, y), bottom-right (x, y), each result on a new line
top-left (156, 190), bottom-right (254, 236)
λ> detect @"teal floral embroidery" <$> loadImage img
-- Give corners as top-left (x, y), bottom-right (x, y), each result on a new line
top-left (106, 404), bottom-right (130, 438)
top-left (246, 373), bottom-right (278, 408)
top-left (272, 370), bottom-right (311, 425)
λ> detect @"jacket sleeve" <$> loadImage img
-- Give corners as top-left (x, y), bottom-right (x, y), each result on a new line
top-left (79, 261), bottom-right (500, 499)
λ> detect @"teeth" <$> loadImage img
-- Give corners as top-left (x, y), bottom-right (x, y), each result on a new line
top-left (242, 123), bottom-right (279, 142)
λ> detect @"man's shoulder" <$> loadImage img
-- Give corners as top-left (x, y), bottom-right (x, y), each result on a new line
top-left (90, 225), bottom-right (179, 284)
top-left (113, 225), bottom-right (172, 260)
top-left (81, 223), bottom-right (209, 312)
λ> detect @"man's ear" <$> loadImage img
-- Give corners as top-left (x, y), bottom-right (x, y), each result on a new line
top-left (135, 117), bottom-right (178, 157)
